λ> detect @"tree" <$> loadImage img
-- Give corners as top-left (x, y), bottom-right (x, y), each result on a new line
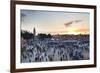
top-left (21, 30), bottom-right (33, 39)
top-left (37, 33), bottom-right (52, 40)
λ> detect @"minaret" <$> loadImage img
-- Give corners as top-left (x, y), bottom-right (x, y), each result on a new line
top-left (33, 27), bottom-right (36, 37)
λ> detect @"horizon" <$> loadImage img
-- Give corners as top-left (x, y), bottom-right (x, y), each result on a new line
top-left (21, 29), bottom-right (89, 36)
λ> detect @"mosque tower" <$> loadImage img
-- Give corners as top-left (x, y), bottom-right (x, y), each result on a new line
top-left (33, 27), bottom-right (36, 38)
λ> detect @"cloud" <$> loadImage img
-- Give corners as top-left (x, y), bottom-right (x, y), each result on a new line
top-left (21, 13), bottom-right (27, 22)
top-left (64, 21), bottom-right (73, 26)
top-left (64, 20), bottom-right (82, 27)
top-left (75, 20), bottom-right (82, 23)
top-left (21, 13), bottom-right (27, 17)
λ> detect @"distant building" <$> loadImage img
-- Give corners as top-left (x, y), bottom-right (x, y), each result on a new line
top-left (33, 27), bottom-right (36, 36)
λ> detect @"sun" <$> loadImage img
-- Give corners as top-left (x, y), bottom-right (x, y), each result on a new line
top-left (67, 29), bottom-right (79, 35)
top-left (67, 31), bottom-right (79, 35)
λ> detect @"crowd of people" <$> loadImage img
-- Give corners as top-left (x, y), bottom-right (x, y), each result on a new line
top-left (21, 36), bottom-right (89, 63)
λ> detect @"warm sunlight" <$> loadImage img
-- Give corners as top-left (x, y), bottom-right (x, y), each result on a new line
top-left (65, 27), bottom-right (89, 35)
top-left (67, 31), bottom-right (79, 35)
top-left (67, 29), bottom-right (79, 35)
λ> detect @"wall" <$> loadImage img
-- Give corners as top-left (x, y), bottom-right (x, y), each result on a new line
top-left (0, 0), bottom-right (100, 73)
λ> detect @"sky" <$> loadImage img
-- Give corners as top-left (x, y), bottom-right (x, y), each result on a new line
top-left (21, 9), bottom-right (90, 35)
